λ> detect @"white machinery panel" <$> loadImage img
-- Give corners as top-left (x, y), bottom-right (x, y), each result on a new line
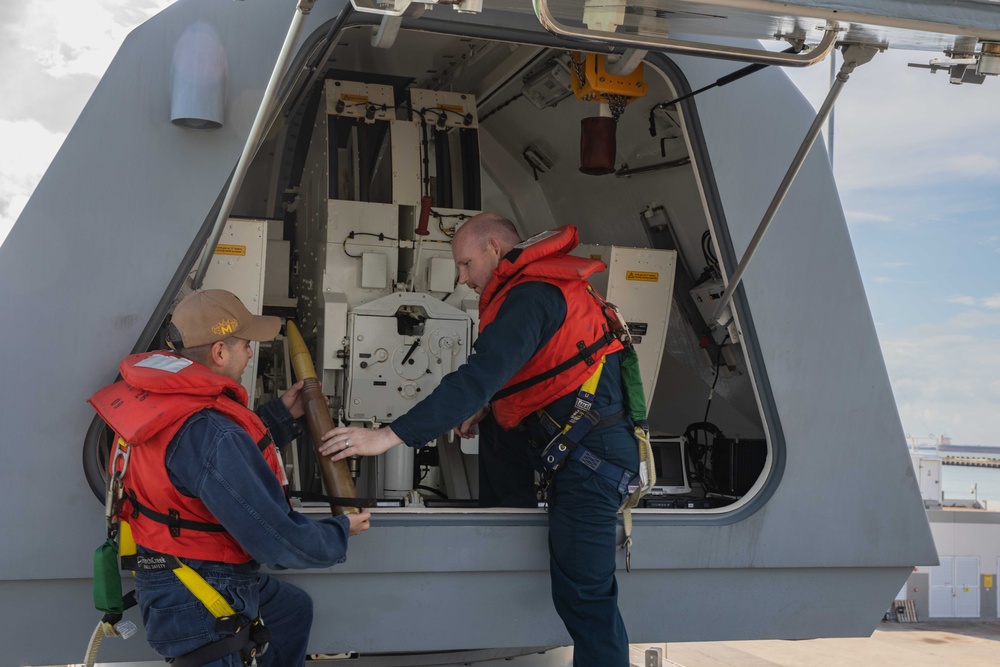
top-left (202, 219), bottom-right (268, 405)
top-left (326, 79), bottom-right (395, 123)
top-left (399, 205), bottom-right (479, 295)
top-left (409, 88), bottom-right (479, 129)
top-left (264, 220), bottom-right (293, 307)
top-left (346, 292), bottom-right (472, 424)
top-left (326, 200), bottom-right (400, 300)
top-left (390, 119), bottom-right (422, 205)
top-left (575, 245), bottom-right (676, 405)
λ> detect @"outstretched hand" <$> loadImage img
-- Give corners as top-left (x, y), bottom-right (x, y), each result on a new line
top-left (319, 425), bottom-right (403, 461)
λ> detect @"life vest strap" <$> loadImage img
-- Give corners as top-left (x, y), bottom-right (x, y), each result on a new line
top-left (125, 489), bottom-right (228, 535)
top-left (493, 331), bottom-right (615, 401)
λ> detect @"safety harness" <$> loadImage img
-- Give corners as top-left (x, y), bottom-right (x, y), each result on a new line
top-left (88, 436), bottom-right (270, 667)
top-left (522, 286), bottom-right (656, 571)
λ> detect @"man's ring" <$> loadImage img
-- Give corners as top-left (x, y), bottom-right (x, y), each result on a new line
top-left (345, 440), bottom-right (350, 449)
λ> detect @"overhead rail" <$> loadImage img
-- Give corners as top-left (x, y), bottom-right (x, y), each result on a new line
top-left (532, 0), bottom-right (839, 67)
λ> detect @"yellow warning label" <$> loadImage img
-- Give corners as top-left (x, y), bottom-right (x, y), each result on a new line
top-left (438, 103), bottom-right (465, 114)
top-left (985, 574), bottom-right (994, 588)
top-left (590, 254), bottom-right (603, 261)
top-left (341, 94), bottom-right (369, 103)
top-left (626, 271), bottom-right (658, 282)
top-left (215, 244), bottom-right (247, 257)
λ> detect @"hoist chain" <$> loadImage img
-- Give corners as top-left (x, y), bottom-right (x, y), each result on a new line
top-left (606, 94), bottom-right (627, 123)
top-left (571, 55), bottom-right (586, 91)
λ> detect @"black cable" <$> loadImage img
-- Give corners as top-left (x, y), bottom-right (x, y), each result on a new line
top-left (416, 484), bottom-right (448, 499)
top-left (427, 107), bottom-right (475, 125)
top-left (479, 92), bottom-right (523, 123)
top-left (648, 44), bottom-right (804, 137)
top-left (701, 230), bottom-right (719, 273)
top-left (416, 108), bottom-right (431, 197)
top-left (430, 208), bottom-right (473, 238)
top-left (342, 231), bottom-right (397, 259)
top-left (703, 331), bottom-right (731, 423)
top-left (683, 421), bottom-right (724, 496)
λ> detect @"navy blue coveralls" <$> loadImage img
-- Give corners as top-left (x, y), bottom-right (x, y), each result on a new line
top-left (391, 281), bottom-right (638, 667)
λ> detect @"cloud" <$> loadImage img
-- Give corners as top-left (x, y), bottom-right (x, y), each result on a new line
top-left (785, 49), bottom-right (1000, 193)
top-left (0, 1), bottom-right (175, 246)
top-left (844, 210), bottom-right (893, 225)
top-left (943, 154), bottom-right (1000, 176)
top-left (946, 294), bottom-right (1000, 309)
top-left (8, 1), bottom-right (173, 80)
top-left (882, 322), bottom-right (1000, 446)
top-left (873, 276), bottom-right (916, 284)
top-left (0, 119), bottom-right (66, 244)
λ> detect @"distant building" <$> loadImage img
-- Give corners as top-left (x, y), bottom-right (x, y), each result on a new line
top-left (904, 454), bottom-right (999, 620)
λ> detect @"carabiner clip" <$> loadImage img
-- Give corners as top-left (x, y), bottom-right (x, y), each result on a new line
top-left (110, 437), bottom-right (131, 478)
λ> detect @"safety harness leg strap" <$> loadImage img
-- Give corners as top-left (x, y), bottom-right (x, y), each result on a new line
top-left (170, 617), bottom-right (270, 667)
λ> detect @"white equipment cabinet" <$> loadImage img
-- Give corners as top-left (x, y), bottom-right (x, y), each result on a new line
top-left (202, 218), bottom-right (269, 405)
top-left (574, 245), bottom-right (677, 405)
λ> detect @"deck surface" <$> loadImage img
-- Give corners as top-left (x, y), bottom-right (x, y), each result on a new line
top-left (662, 619), bottom-right (1000, 667)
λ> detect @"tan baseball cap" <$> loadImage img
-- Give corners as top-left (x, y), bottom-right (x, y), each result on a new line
top-left (169, 289), bottom-right (280, 348)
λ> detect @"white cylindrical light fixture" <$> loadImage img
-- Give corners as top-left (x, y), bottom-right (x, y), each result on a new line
top-left (171, 22), bottom-right (227, 129)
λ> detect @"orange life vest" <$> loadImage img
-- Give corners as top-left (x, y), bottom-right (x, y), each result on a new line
top-left (89, 352), bottom-right (285, 563)
top-left (479, 225), bottom-right (623, 428)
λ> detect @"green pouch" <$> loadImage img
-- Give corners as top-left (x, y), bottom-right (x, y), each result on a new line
top-left (620, 346), bottom-right (647, 423)
top-left (94, 538), bottom-right (124, 615)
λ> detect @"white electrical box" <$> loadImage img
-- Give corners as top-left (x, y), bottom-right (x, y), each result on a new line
top-left (689, 277), bottom-right (725, 327)
top-left (573, 245), bottom-right (676, 405)
top-left (429, 257), bottom-right (456, 293)
top-left (361, 252), bottom-right (389, 289)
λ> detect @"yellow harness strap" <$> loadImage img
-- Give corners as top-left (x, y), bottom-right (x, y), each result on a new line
top-left (120, 519), bottom-right (235, 618)
top-left (171, 560), bottom-right (237, 619)
top-left (579, 356), bottom-right (605, 399)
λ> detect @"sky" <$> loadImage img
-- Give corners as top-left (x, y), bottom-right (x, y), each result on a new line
top-left (2, 1), bottom-right (999, 446)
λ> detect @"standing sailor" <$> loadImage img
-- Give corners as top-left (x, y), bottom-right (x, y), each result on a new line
top-left (320, 214), bottom-right (637, 667)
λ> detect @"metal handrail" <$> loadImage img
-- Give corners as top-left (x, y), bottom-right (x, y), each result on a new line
top-left (532, 0), bottom-right (838, 67)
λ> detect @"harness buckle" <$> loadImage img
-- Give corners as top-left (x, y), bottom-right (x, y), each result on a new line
top-left (539, 432), bottom-right (577, 474)
top-left (105, 438), bottom-right (131, 536)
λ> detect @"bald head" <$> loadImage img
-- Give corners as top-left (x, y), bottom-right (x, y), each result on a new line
top-left (454, 213), bottom-right (521, 254)
top-left (452, 213), bottom-right (522, 294)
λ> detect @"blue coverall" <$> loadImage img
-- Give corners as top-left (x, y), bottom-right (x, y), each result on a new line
top-left (133, 399), bottom-right (353, 666)
top-left (392, 281), bottom-right (638, 667)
